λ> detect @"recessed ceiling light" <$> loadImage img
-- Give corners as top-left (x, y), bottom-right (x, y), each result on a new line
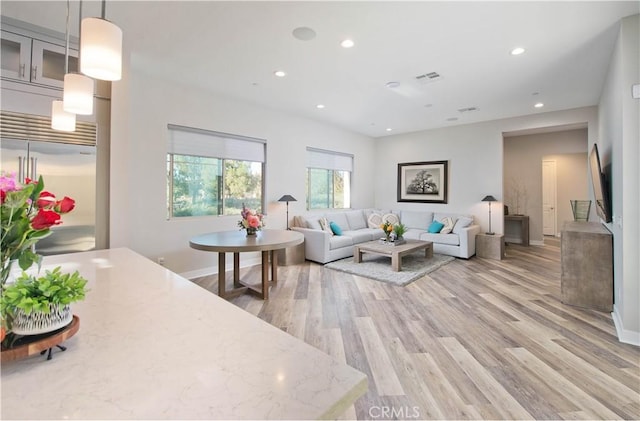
top-left (385, 81), bottom-right (400, 89)
top-left (340, 39), bottom-right (355, 48)
top-left (292, 27), bottom-right (316, 41)
top-left (446, 117), bottom-right (458, 122)
top-left (511, 47), bottom-right (525, 55)
top-left (316, 104), bottom-right (325, 109)
top-left (274, 70), bottom-right (286, 77)
top-left (534, 102), bottom-right (544, 108)
top-left (386, 128), bottom-right (393, 132)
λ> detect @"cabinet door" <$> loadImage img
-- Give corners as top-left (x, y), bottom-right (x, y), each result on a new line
top-left (31, 39), bottom-right (78, 88)
top-left (1, 31), bottom-right (31, 81)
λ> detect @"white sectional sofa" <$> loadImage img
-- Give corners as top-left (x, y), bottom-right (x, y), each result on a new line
top-left (292, 209), bottom-right (480, 264)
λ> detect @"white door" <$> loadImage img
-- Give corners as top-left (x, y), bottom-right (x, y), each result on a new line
top-left (542, 160), bottom-right (557, 236)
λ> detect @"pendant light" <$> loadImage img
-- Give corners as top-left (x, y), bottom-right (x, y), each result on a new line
top-left (51, 100), bottom-right (76, 132)
top-left (80, 0), bottom-right (122, 81)
top-left (64, 0), bottom-right (94, 115)
top-left (52, 0), bottom-right (76, 131)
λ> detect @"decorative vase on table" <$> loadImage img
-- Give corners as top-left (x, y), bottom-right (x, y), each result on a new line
top-left (238, 203), bottom-right (264, 237)
top-left (11, 304), bottom-right (72, 335)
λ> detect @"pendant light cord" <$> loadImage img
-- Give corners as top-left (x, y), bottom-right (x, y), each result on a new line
top-left (78, 0), bottom-right (83, 64)
top-left (64, 0), bottom-right (70, 74)
top-left (101, 0), bottom-right (106, 19)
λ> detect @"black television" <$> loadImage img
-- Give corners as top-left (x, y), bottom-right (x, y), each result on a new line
top-left (589, 143), bottom-right (612, 223)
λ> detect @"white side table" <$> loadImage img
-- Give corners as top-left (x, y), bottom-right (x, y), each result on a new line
top-left (476, 233), bottom-right (505, 260)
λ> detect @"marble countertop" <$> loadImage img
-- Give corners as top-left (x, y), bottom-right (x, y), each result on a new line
top-left (1, 248), bottom-right (367, 420)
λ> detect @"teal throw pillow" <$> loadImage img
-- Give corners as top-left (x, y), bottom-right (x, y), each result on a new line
top-left (427, 220), bottom-right (445, 233)
top-left (329, 221), bottom-right (343, 236)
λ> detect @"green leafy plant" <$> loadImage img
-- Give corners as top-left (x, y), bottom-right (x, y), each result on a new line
top-left (1, 267), bottom-right (88, 321)
top-left (393, 223), bottom-right (407, 238)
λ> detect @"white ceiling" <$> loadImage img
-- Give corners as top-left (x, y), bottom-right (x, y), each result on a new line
top-left (2, 1), bottom-right (638, 138)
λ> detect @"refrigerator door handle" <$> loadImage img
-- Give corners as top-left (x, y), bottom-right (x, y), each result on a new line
top-left (30, 157), bottom-right (38, 180)
top-left (18, 156), bottom-right (25, 182)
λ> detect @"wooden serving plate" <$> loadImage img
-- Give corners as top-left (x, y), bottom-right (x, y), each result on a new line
top-left (1, 315), bottom-right (80, 363)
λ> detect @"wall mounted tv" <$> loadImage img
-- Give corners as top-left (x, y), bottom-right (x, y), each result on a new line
top-left (589, 143), bottom-right (612, 223)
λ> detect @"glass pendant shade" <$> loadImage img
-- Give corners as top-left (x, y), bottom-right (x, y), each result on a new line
top-left (80, 17), bottom-right (122, 81)
top-left (63, 73), bottom-right (94, 115)
top-left (51, 100), bottom-right (76, 131)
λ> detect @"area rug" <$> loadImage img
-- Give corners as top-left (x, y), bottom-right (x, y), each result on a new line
top-left (324, 252), bottom-right (454, 286)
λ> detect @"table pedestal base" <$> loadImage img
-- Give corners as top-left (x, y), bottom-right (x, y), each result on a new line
top-left (218, 250), bottom-right (279, 300)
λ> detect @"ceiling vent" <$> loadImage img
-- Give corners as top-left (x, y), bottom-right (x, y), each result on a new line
top-left (415, 71), bottom-right (442, 84)
top-left (457, 107), bottom-right (479, 113)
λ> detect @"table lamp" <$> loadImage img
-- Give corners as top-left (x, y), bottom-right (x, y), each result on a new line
top-left (278, 195), bottom-right (297, 230)
top-left (482, 195), bottom-right (497, 235)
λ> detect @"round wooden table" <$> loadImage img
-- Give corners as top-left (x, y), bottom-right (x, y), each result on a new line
top-left (189, 229), bottom-right (304, 300)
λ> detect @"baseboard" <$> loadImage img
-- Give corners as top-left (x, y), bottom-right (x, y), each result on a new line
top-left (180, 256), bottom-right (262, 280)
top-left (530, 240), bottom-right (545, 246)
top-left (612, 305), bottom-right (640, 346)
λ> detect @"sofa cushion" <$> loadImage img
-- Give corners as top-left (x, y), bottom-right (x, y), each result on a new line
top-left (329, 235), bottom-right (353, 250)
top-left (345, 210), bottom-right (367, 230)
top-left (307, 216), bottom-right (323, 230)
top-left (453, 216), bottom-right (474, 234)
top-left (439, 216), bottom-right (456, 234)
top-left (367, 212), bottom-right (383, 229)
top-left (342, 230), bottom-right (374, 244)
top-left (428, 220), bottom-right (445, 233)
top-left (329, 212), bottom-right (350, 231)
top-left (419, 232), bottom-right (461, 246)
top-left (400, 210), bottom-right (433, 229)
top-left (329, 221), bottom-right (343, 236)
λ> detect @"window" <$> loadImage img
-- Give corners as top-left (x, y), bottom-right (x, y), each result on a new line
top-left (167, 125), bottom-right (265, 218)
top-left (306, 147), bottom-right (352, 210)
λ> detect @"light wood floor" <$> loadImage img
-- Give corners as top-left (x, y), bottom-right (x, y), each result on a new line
top-left (192, 239), bottom-right (640, 420)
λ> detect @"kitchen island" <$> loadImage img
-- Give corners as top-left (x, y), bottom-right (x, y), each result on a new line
top-left (1, 248), bottom-right (367, 420)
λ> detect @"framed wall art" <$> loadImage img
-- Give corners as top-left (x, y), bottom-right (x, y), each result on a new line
top-left (397, 161), bottom-right (448, 203)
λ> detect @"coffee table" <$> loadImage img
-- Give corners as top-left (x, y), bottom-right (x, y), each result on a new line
top-left (354, 239), bottom-right (433, 272)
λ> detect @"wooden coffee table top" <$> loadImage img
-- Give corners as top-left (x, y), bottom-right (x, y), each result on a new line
top-left (356, 239), bottom-right (432, 255)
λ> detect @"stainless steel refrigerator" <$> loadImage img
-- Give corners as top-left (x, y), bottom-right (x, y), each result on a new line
top-left (1, 138), bottom-right (96, 255)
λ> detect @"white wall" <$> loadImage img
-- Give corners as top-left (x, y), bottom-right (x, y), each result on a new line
top-left (110, 63), bottom-right (375, 276)
top-left (503, 129), bottom-right (589, 242)
top-left (598, 14), bottom-right (639, 344)
top-left (374, 108), bottom-right (598, 236)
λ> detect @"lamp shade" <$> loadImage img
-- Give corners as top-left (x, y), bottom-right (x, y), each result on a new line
top-left (80, 17), bottom-right (123, 81)
top-left (278, 195), bottom-right (297, 202)
top-left (482, 195), bottom-right (497, 202)
top-left (63, 73), bottom-right (94, 115)
top-left (51, 100), bottom-right (76, 132)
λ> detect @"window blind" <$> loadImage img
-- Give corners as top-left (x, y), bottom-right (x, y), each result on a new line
top-left (306, 147), bottom-right (353, 171)
top-left (167, 124), bottom-right (265, 162)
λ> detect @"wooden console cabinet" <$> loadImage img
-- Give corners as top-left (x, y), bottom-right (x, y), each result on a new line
top-left (560, 222), bottom-right (613, 312)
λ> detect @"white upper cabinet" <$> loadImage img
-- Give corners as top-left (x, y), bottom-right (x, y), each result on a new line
top-left (1, 29), bottom-right (78, 89)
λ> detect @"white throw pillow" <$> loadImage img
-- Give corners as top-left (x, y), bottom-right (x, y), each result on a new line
top-left (382, 213), bottom-right (400, 226)
top-left (319, 217), bottom-right (334, 236)
top-left (367, 212), bottom-right (383, 229)
top-left (452, 217), bottom-right (473, 234)
top-left (439, 216), bottom-right (455, 234)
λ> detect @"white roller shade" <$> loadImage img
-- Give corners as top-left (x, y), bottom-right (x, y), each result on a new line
top-left (306, 147), bottom-right (353, 171)
top-left (167, 124), bottom-right (265, 162)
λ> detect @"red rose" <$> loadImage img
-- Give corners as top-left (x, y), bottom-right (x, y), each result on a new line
top-left (37, 191), bottom-right (56, 208)
top-left (31, 208), bottom-right (62, 230)
top-left (55, 196), bottom-right (75, 213)
top-left (1, 190), bottom-right (5, 204)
